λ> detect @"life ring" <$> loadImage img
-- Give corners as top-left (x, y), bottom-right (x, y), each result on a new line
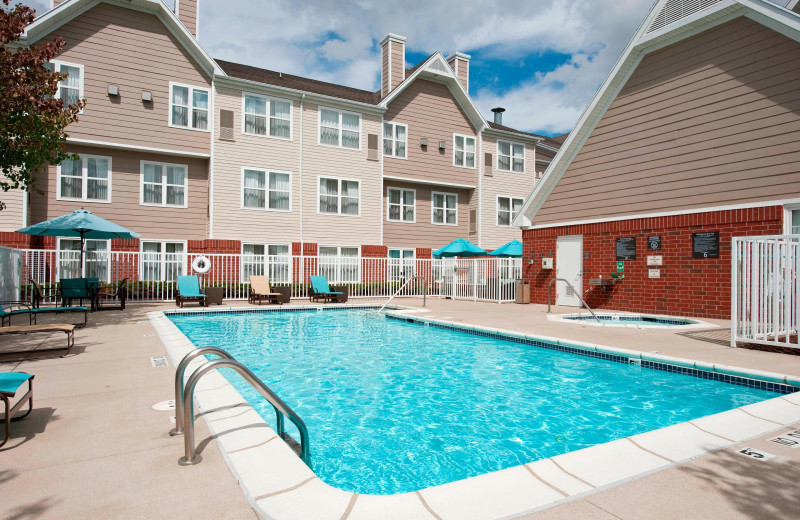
top-left (191, 255), bottom-right (212, 274)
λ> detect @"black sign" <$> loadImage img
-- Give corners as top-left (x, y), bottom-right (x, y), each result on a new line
top-left (692, 232), bottom-right (719, 259)
top-left (616, 237), bottom-right (636, 261)
top-left (648, 235), bottom-right (662, 250)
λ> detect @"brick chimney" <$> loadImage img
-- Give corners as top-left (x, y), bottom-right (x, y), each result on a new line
top-left (175, 0), bottom-right (199, 38)
top-left (447, 52), bottom-right (471, 93)
top-left (380, 34), bottom-right (406, 97)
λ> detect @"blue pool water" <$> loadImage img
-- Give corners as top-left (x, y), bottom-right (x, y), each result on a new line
top-left (169, 309), bottom-right (789, 495)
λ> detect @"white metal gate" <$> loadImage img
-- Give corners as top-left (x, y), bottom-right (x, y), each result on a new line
top-left (732, 235), bottom-right (799, 350)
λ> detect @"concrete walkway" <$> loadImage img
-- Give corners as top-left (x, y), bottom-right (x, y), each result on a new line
top-left (1, 298), bottom-right (798, 519)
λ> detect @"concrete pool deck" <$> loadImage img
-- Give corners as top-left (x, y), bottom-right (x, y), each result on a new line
top-left (1, 298), bottom-right (799, 519)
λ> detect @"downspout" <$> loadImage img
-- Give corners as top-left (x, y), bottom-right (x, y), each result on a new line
top-left (477, 124), bottom-right (486, 248)
top-left (208, 77), bottom-right (215, 239)
top-left (299, 93), bottom-right (305, 282)
top-left (380, 114), bottom-right (384, 246)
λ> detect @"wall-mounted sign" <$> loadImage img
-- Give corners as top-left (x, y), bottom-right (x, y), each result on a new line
top-left (584, 252), bottom-right (590, 260)
top-left (647, 255), bottom-right (663, 266)
top-left (692, 232), bottom-right (719, 259)
top-left (616, 237), bottom-right (636, 261)
top-left (648, 235), bottom-right (662, 250)
top-left (617, 261), bottom-right (624, 272)
top-left (648, 269), bottom-right (661, 278)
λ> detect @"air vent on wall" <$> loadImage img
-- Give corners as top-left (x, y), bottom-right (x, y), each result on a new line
top-left (219, 109), bottom-right (234, 141)
top-left (367, 134), bottom-right (379, 161)
top-left (484, 153), bottom-right (493, 176)
top-left (647, 0), bottom-right (723, 33)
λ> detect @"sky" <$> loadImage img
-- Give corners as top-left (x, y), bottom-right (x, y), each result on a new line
top-left (22, 0), bottom-right (797, 136)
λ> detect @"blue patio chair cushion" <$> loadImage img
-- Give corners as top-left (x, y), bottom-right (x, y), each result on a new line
top-left (0, 372), bottom-right (33, 397)
top-left (177, 276), bottom-right (205, 298)
top-left (309, 276), bottom-right (343, 295)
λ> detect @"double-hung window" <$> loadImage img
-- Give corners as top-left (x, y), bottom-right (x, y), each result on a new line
top-left (57, 238), bottom-right (109, 281)
top-left (243, 93), bottom-right (291, 138)
top-left (141, 161), bottom-right (188, 207)
top-left (242, 169), bottom-right (291, 211)
top-left (453, 134), bottom-right (475, 168)
top-left (241, 243), bottom-right (291, 283)
top-left (319, 108), bottom-right (360, 149)
top-left (46, 61), bottom-right (83, 107)
top-left (140, 240), bottom-right (185, 281)
top-left (319, 246), bottom-right (359, 284)
top-left (497, 196), bottom-right (524, 226)
top-left (383, 122), bottom-right (407, 158)
top-left (170, 83), bottom-right (209, 130)
top-left (497, 141), bottom-right (525, 173)
top-left (432, 192), bottom-right (457, 225)
top-left (58, 154), bottom-right (111, 203)
top-left (388, 248), bottom-right (415, 282)
top-left (319, 177), bottom-right (360, 216)
top-left (387, 188), bottom-right (415, 223)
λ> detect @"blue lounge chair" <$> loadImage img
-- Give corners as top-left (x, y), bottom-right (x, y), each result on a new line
top-left (309, 276), bottom-right (346, 303)
top-left (60, 278), bottom-right (97, 311)
top-left (0, 372), bottom-right (34, 448)
top-left (176, 275), bottom-right (206, 308)
top-left (1, 301), bottom-right (88, 328)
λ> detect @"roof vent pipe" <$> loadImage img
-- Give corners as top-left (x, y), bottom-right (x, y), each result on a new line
top-left (491, 107), bottom-right (505, 125)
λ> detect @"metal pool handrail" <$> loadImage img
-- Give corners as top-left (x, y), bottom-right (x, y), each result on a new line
top-left (170, 346), bottom-right (233, 436)
top-left (547, 278), bottom-right (603, 325)
top-left (378, 275), bottom-right (427, 312)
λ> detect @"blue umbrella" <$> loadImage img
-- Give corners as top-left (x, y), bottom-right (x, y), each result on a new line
top-left (433, 238), bottom-right (488, 258)
top-left (488, 240), bottom-right (522, 258)
top-left (17, 209), bottom-right (140, 275)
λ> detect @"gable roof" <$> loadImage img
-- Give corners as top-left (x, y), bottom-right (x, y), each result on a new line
top-left (514, 0), bottom-right (800, 228)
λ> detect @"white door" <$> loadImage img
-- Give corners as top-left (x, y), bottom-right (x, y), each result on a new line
top-left (556, 235), bottom-right (583, 307)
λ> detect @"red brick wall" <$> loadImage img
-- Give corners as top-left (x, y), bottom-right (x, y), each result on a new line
top-left (521, 206), bottom-right (784, 319)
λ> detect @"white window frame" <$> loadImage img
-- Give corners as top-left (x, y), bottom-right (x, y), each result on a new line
top-left (388, 248), bottom-right (415, 282)
top-left (318, 106), bottom-right (362, 150)
top-left (240, 242), bottom-right (292, 284)
top-left (139, 239), bottom-right (187, 282)
top-left (386, 187), bottom-right (415, 223)
top-left (785, 203), bottom-right (800, 234)
top-left (453, 133), bottom-right (476, 169)
top-left (56, 237), bottom-right (110, 282)
top-left (317, 176), bottom-right (361, 217)
top-left (56, 153), bottom-right (112, 203)
top-left (240, 168), bottom-right (292, 212)
top-left (497, 140), bottom-right (525, 173)
top-left (168, 82), bottom-right (210, 132)
top-left (318, 245), bottom-right (361, 284)
top-left (139, 161), bottom-right (189, 208)
top-left (383, 121), bottom-right (408, 159)
top-left (431, 191), bottom-right (458, 226)
top-left (496, 195), bottom-right (525, 227)
top-left (241, 92), bottom-right (293, 140)
top-left (48, 60), bottom-right (84, 113)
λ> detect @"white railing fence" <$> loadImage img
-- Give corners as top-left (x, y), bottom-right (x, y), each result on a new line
top-left (18, 249), bottom-right (520, 305)
top-left (732, 235), bottom-right (799, 350)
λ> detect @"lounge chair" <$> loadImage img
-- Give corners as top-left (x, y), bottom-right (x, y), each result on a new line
top-left (96, 278), bottom-right (128, 310)
top-left (309, 276), bottom-right (347, 303)
top-left (248, 276), bottom-right (283, 305)
top-left (175, 276), bottom-right (206, 308)
top-left (0, 372), bottom-right (34, 449)
top-left (0, 324), bottom-right (76, 356)
top-left (30, 279), bottom-right (58, 309)
top-left (1, 301), bottom-right (88, 328)
top-left (60, 278), bottom-right (96, 311)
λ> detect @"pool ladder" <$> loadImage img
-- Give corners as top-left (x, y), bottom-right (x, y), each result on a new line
top-left (547, 278), bottom-right (603, 325)
top-left (169, 347), bottom-right (311, 467)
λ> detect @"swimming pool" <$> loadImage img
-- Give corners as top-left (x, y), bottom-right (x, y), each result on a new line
top-left (168, 308), bottom-right (795, 495)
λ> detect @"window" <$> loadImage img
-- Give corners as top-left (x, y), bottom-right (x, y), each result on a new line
top-left (242, 169), bottom-right (291, 211)
top-left (140, 241), bottom-right (185, 281)
top-left (432, 192), bottom-right (457, 225)
top-left (170, 83), bottom-right (209, 130)
top-left (57, 154), bottom-right (111, 203)
top-left (791, 208), bottom-right (800, 234)
top-left (319, 246), bottom-right (360, 284)
top-left (387, 188), bottom-right (415, 223)
top-left (497, 196), bottom-right (524, 226)
top-left (243, 93), bottom-right (291, 138)
top-left (46, 61), bottom-right (83, 107)
top-left (319, 107), bottom-right (360, 149)
top-left (318, 177), bottom-right (360, 216)
top-left (453, 134), bottom-right (475, 168)
top-left (497, 141), bottom-right (525, 173)
top-left (383, 122), bottom-right (407, 158)
top-left (241, 243), bottom-right (291, 283)
top-left (388, 248), bottom-right (415, 282)
top-left (57, 238), bottom-right (109, 281)
top-left (141, 162), bottom-right (188, 207)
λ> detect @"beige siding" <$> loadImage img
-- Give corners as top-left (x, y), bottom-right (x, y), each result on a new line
top-left (381, 44), bottom-right (389, 96)
top-left (383, 79), bottom-right (479, 186)
top-left (383, 181), bottom-right (471, 249)
top-left (0, 189), bottom-right (26, 232)
top-left (480, 134), bottom-right (536, 249)
top-left (301, 102), bottom-right (382, 245)
top-left (211, 86), bottom-right (301, 242)
top-left (30, 145), bottom-right (209, 239)
top-left (45, 3), bottom-right (212, 155)
top-left (536, 17), bottom-right (800, 225)
top-left (176, 0), bottom-right (198, 37)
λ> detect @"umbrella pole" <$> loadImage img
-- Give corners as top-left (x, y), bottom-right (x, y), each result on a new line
top-left (81, 233), bottom-right (86, 278)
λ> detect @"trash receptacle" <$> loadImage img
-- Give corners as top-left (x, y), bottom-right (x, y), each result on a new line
top-left (515, 278), bottom-right (530, 304)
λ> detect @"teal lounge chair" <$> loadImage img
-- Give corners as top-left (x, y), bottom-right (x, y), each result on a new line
top-left (1, 372), bottom-right (34, 449)
top-left (309, 276), bottom-right (346, 303)
top-left (1, 301), bottom-right (88, 328)
top-left (176, 276), bottom-right (206, 308)
top-left (60, 278), bottom-right (96, 311)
